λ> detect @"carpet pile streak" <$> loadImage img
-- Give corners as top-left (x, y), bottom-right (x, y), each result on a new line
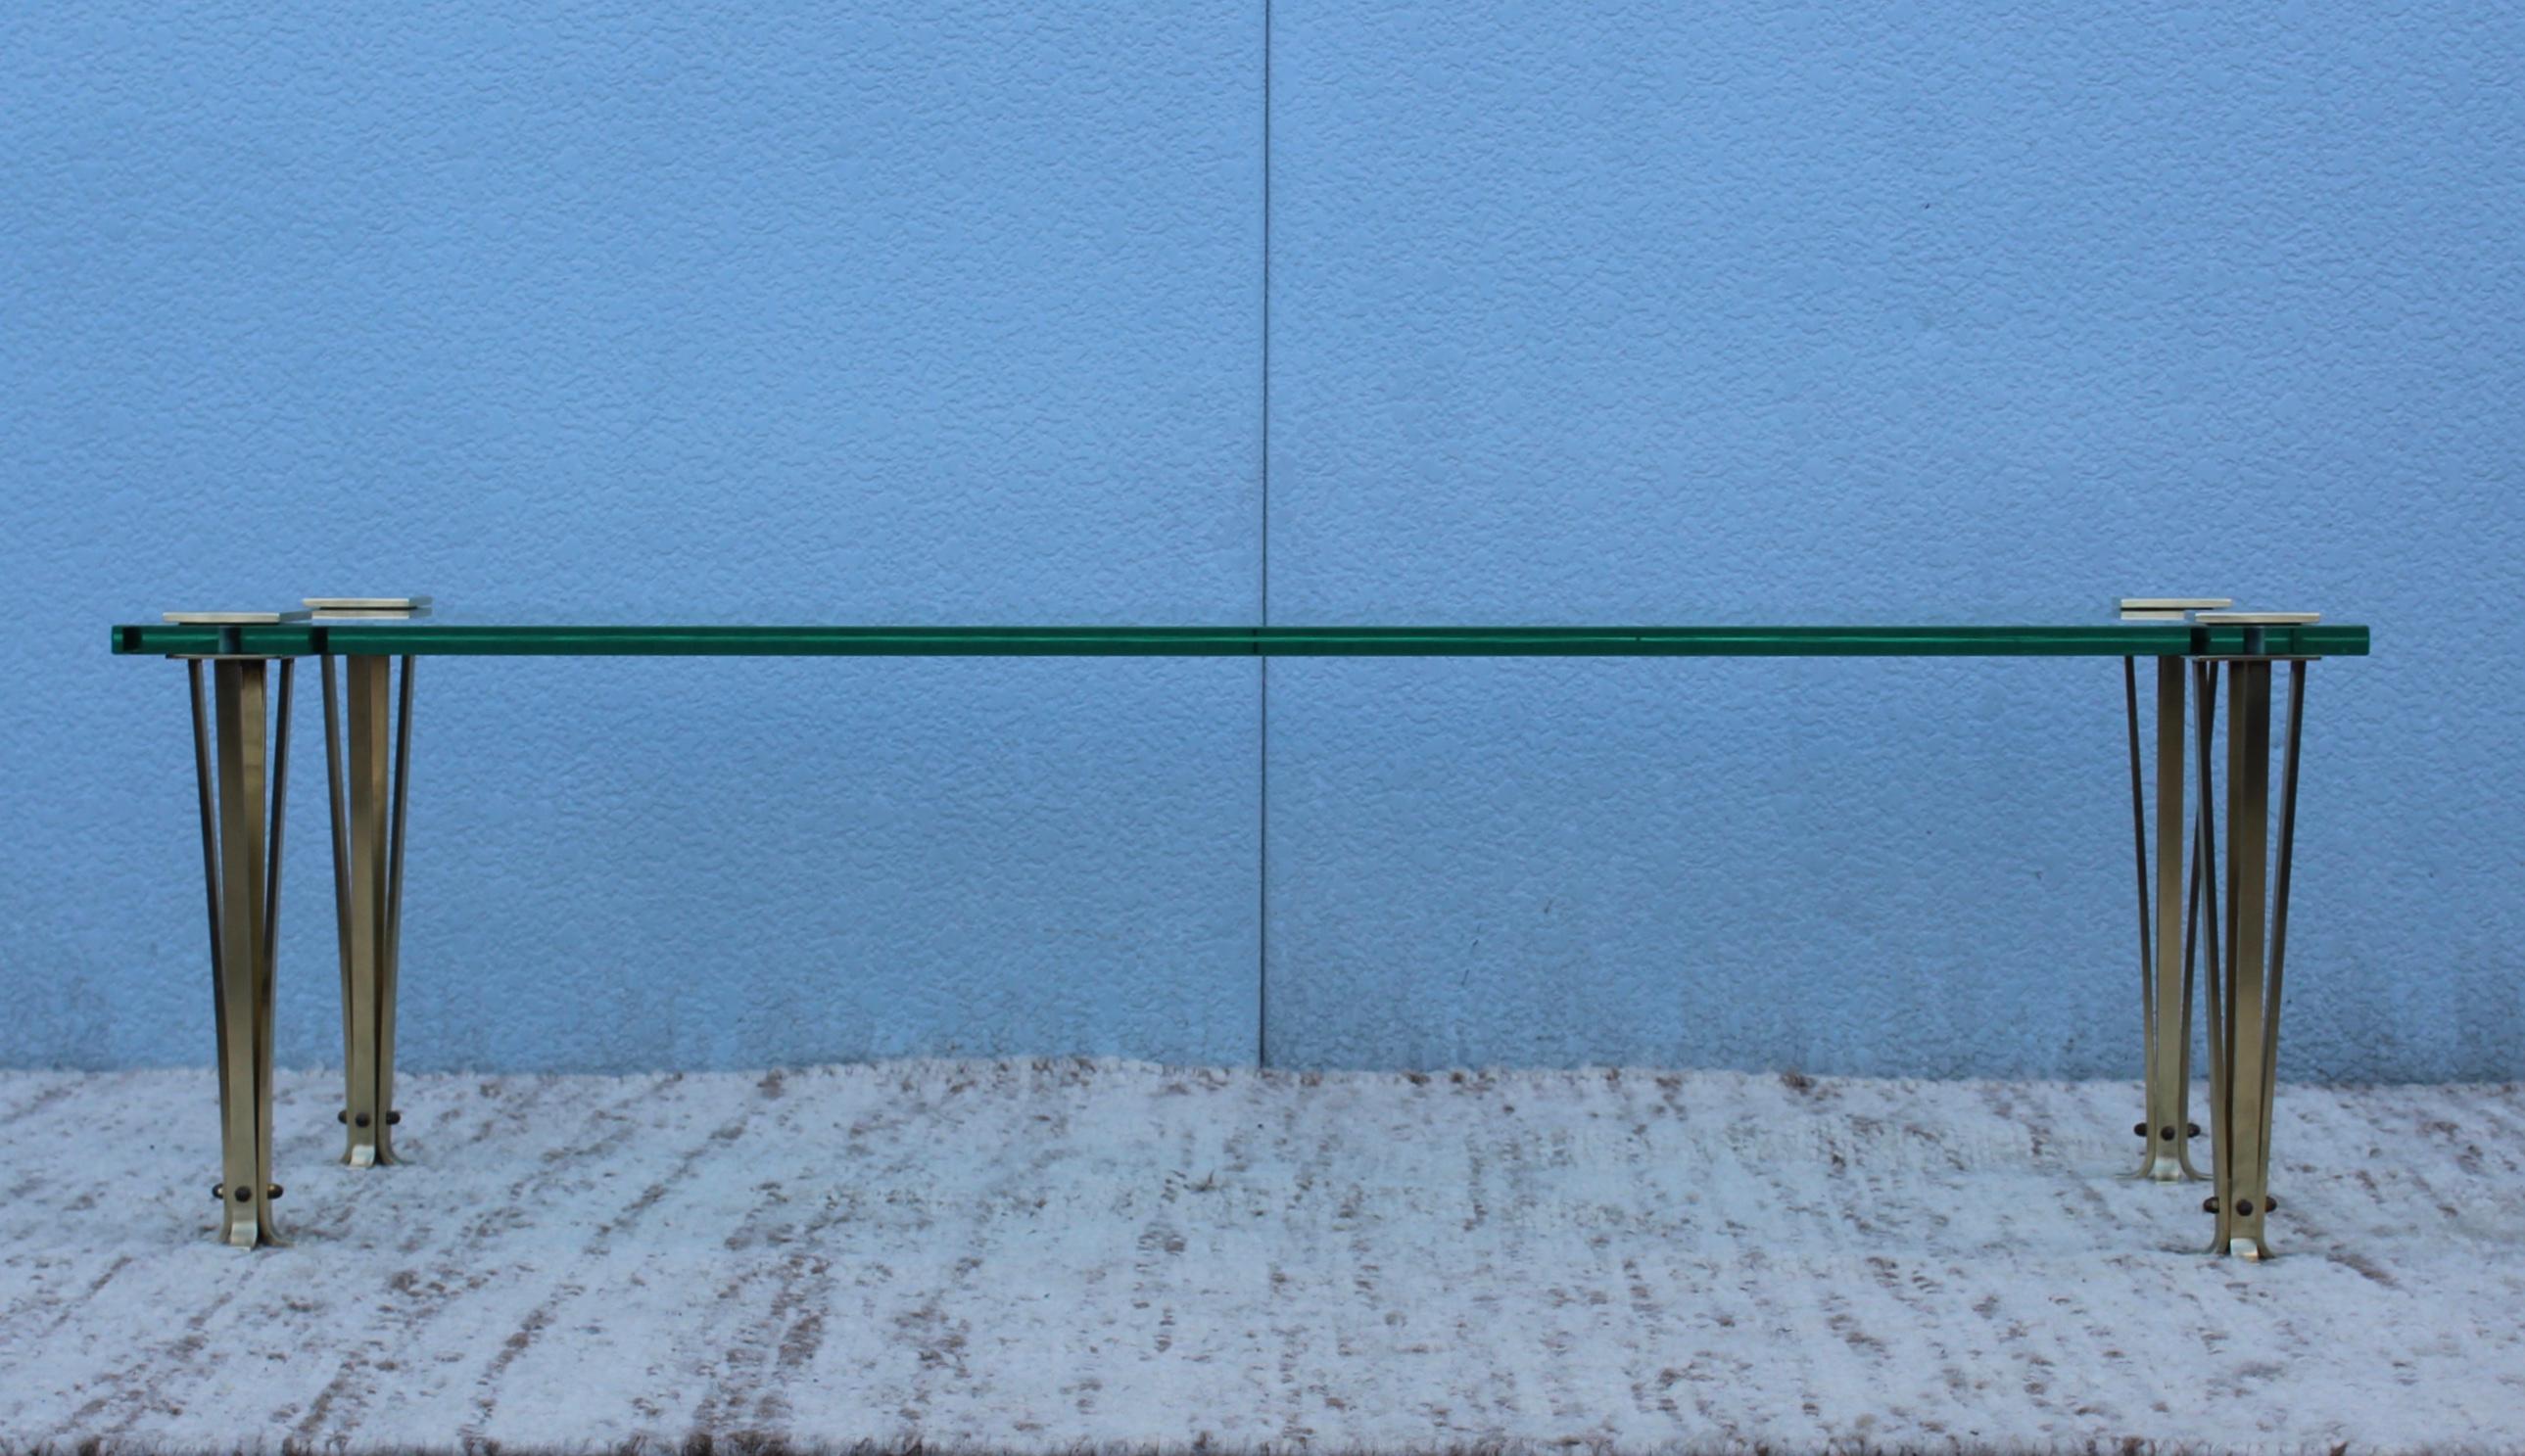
top-left (1, 1060), bottom-right (2519, 1451)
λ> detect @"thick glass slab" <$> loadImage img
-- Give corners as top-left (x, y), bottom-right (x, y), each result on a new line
top-left (113, 620), bottom-right (2369, 659)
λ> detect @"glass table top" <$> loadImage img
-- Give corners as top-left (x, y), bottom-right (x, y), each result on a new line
top-left (114, 614), bottom-right (2369, 659)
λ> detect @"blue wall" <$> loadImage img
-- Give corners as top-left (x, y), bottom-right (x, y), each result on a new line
top-left (5, 3), bottom-right (2519, 1080)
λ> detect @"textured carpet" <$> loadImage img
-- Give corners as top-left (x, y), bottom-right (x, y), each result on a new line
top-left (1, 1060), bottom-right (2520, 1453)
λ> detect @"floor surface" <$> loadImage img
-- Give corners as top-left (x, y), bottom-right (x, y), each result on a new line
top-left (1, 1060), bottom-right (2520, 1452)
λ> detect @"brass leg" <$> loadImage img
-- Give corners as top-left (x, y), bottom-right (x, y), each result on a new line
top-left (2190, 660), bottom-right (2228, 1225)
top-left (189, 657), bottom-right (294, 1248)
top-left (2127, 657), bottom-right (2203, 1180)
top-left (2261, 663), bottom-right (2308, 1219)
top-left (322, 654), bottom-right (413, 1167)
top-left (2207, 656), bottom-right (2304, 1259)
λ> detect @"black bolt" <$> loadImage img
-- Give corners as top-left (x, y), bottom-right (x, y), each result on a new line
top-left (2134, 1122), bottom-right (2149, 1138)
top-left (386, 1110), bottom-right (402, 1126)
top-left (213, 1184), bottom-right (225, 1200)
top-left (2203, 1197), bottom-right (2218, 1213)
top-left (267, 1185), bottom-right (283, 1200)
top-left (2160, 1125), bottom-right (2176, 1142)
top-left (2236, 1199), bottom-right (2256, 1216)
top-left (2187, 1122), bottom-right (2202, 1137)
top-left (233, 1187), bottom-right (251, 1202)
top-left (337, 1109), bottom-right (349, 1124)
top-left (2264, 1195), bottom-right (2278, 1212)
top-left (355, 1112), bottom-right (371, 1128)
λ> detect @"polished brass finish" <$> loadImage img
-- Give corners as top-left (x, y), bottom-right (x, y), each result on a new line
top-left (309, 595), bottom-right (434, 623)
top-left (2213, 658), bottom-right (2274, 1256)
top-left (318, 655), bottom-right (353, 1135)
top-left (321, 653), bottom-right (415, 1167)
top-left (2258, 663), bottom-right (2309, 1222)
top-left (2193, 653), bottom-right (2311, 1260)
top-left (187, 656), bottom-right (295, 1247)
top-left (164, 609), bottom-right (310, 625)
top-left (2125, 656), bottom-right (2201, 1181)
top-left (386, 654), bottom-right (415, 1145)
top-left (2196, 611), bottom-right (2322, 626)
top-left (2189, 660), bottom-right (2227, 1220)
top-left (2122, 658), bottom-right (2151, 1121)
top-left (2118, 597), bottom-right (2231, 623)
top-left (304, 595), bottom-right (432, 612)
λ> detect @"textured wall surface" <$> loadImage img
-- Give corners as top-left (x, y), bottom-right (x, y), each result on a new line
top-left (0, 2), bottom-right (1266, 1071)
top-left (5, 3), bottom-right (2521, 1078)
top-left (1263, 3), bottom-right (2525, 1078)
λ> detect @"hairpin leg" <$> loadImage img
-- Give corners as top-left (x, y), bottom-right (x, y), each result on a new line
top-left (188, 656), bottom-right (295, 1248)
top-left (323, 653), bottom-right (414, 1167)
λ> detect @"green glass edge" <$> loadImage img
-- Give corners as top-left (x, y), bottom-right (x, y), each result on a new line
top-left (113, 622), bottom-right (2372, 659)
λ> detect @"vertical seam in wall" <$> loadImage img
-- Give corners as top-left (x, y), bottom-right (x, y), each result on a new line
top-left (1256, 0), bottom-right (1273, 1069)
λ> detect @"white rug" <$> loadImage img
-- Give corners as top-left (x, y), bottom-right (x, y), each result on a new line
top-left (2, 1059), bottom-right (2521, 1453)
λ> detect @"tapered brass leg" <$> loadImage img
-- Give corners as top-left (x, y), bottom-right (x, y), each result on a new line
top-left (322, 654), bottom-right (413, 1167)
top-left (2206, 656), bottom-right (2304, 1259)
top-left (2261, 663), bottom-right (2308, 1218)
top-left (2126, 657), bottom-right (2203, 1180)
top-left (188, 657), bottom-right (295, 1248)
top-left (2189, 660), bottom-right (2228, 1221)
